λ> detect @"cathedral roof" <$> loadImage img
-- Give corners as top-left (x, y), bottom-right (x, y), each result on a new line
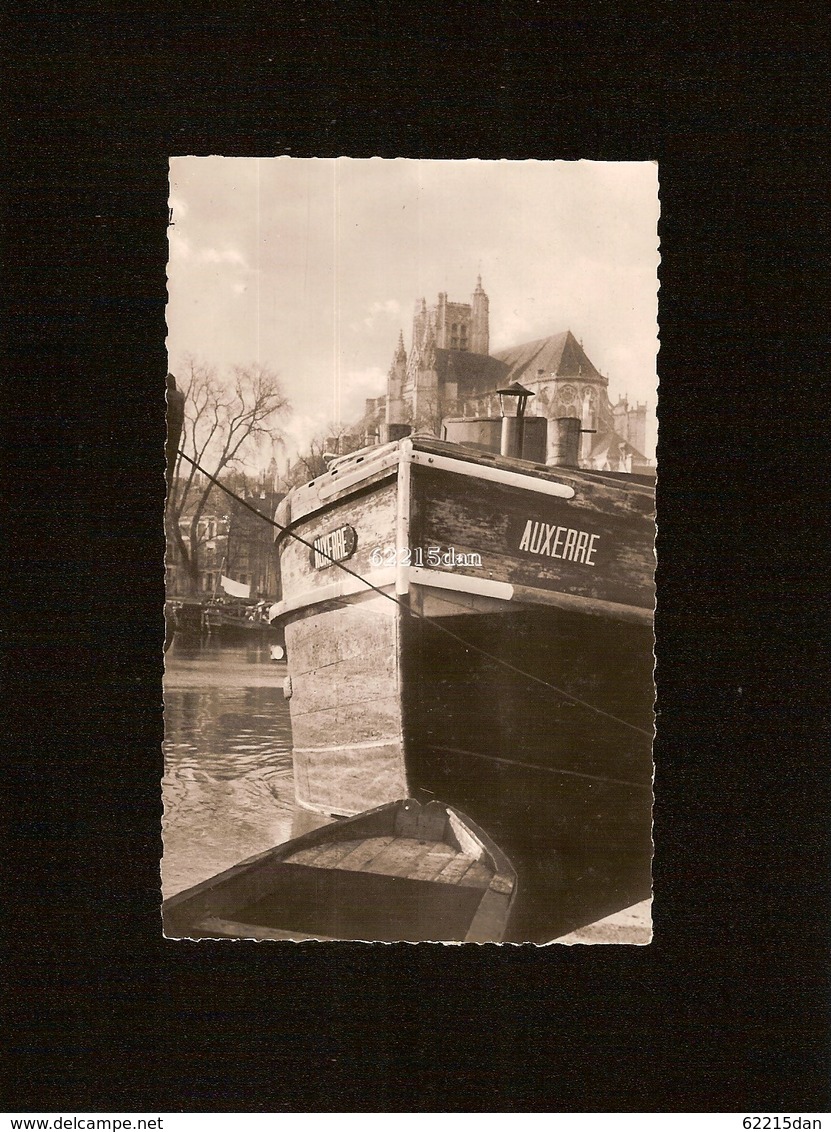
top-left (424, 332), bottom-right (605, 401)
top-left (492, 330), bottom-right (603, 383)
top-left (432, 348), bottom-right (509, 388)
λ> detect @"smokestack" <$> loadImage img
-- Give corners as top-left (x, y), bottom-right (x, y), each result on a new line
top-left (549, 417), bottom-right (582, 467)
top-left (496, 381), bottom-right (534, 460)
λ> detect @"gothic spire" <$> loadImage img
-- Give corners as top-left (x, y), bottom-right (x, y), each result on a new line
top-left (422, 324), bottom-right (436, 368)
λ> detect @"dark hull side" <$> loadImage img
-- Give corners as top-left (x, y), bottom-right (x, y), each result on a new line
top-left (399, 603), bottom-right (654, 864)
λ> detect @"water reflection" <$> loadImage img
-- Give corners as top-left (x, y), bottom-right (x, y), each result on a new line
top-left (161, 637), bottom-right (296, 899)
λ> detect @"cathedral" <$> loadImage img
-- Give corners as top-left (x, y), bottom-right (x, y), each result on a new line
top-left (357, 277), bottom-right (652, 474)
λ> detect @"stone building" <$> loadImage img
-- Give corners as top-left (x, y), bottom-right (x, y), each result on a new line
top-left (165, 476), bottom-right (285, 598)
top-left (357, 277), bottom-right (651, 474)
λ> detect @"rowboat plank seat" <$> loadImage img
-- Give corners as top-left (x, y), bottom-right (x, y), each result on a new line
top-left (162, 799), bottom-right (517, 943)
top-left (287, 836), bottom-right (486, 885)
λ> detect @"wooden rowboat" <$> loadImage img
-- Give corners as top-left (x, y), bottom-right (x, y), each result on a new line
top-left (162, 798), bottom-right (518, 943)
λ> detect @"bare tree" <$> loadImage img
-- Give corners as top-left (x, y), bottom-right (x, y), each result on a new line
top-left (166, 358), bottom-right (290, 594)
top-left (280, 423), bottom-right (366, 489)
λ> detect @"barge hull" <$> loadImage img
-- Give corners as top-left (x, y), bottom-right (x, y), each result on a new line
top-left (275, 437), bottom-right (655, 865)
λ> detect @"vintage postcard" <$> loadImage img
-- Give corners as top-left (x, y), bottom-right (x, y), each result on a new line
top-left (161, 158), bottom-right (659, 944)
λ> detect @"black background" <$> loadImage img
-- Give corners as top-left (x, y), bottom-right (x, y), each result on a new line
top-left (5, 1), bottom-right (829, 1113)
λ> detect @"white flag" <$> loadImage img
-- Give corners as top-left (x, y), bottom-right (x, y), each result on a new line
top-left (220, 575), bottom-right (251, 598)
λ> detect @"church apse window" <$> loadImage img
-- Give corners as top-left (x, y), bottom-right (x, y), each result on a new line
top-left (557, 384), bottom-right (579, 416)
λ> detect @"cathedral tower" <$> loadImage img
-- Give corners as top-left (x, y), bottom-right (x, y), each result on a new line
top-left (409, 278), bottom-right (490, 358)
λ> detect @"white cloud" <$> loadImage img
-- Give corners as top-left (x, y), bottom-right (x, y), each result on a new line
top-left (362, 298), bottom-right (402, 329)
top-left (372, 298), bottom-right (401, 316)
top-left (168, 231), bottom-right (192, 262)
top-left (167, 234), bottom-right (250, 274)
top-left (199, 246), bottom-right (248, 267)
top-left (490, 307), bottom-right (534, 350)
top-left (339, 366), bottom-right (386, 423)
top-left (168, 193), bottom-right (189, 220)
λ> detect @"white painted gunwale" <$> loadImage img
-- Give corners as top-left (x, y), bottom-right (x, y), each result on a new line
top-left (283, 438), bottom-right (579, 530)
top-left (273, 562), bottom-right (650, 625)
top-left (406, 447), bottom-right (576, 499)
top-left (268, 567), bottom-right (398, 618)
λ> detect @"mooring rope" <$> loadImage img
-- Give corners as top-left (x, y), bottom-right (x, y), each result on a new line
top-left (174, 450), bottom-right (654, 742)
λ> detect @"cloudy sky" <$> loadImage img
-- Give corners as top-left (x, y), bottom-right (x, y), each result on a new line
top-left (167, 158), bottom-right (660, 464)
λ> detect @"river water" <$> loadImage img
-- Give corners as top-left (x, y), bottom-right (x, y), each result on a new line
top-left (161, 637), bottom-right (297, 900)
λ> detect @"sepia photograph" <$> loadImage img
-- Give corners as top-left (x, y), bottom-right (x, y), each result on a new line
top-left (161, 157), bottom-right (659, 945)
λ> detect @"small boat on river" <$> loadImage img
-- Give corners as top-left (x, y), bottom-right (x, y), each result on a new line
top-left (162, 798), bottom-right (518, 943)
top-left (203, 599), bottom-right (280, 642)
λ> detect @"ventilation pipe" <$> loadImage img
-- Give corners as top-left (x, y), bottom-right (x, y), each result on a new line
top-left (496, 381), bottom-right (535, 459)
top-left (549, 417), bottom-right (583, 467)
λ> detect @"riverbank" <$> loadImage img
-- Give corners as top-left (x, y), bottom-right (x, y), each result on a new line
top-left (557, 898), bottom-right (653, 945)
